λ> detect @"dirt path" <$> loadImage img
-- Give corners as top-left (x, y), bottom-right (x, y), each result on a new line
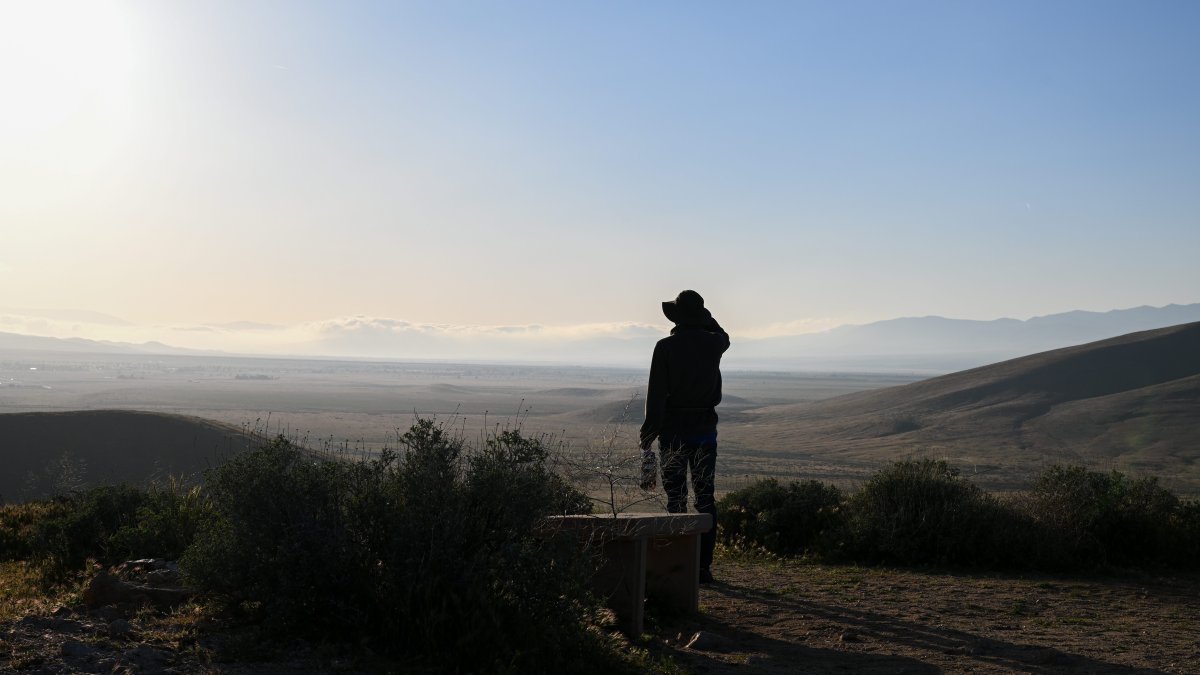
top-left (654, 556), bottom-right (1200, 674)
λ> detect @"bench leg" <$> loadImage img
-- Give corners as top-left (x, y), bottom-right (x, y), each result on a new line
top-left (645, 534), bottom-right (700, 613)
top-left (593, 537), bottom-right (647, 637)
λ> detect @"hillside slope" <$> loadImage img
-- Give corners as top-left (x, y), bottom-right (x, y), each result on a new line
top-left (728, 322), bottom-right (1200, 487)
top-left (0, 410), bottom-right (249, 503)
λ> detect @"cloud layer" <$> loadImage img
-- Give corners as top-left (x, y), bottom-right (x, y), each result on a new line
top-left (0, 310), bottom-right (672, 364)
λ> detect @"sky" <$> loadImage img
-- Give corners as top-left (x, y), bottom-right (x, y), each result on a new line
top-left (1, 0), bottom-right (1198, 359)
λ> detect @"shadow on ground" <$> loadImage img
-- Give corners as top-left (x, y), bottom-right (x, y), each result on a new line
top-left (653, 579), bottom-right (1169, 674)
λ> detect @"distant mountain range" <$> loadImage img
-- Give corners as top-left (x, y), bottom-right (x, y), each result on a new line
top-left (734, 303), bottom-right (1200, 371)
top-left (728, 321), bottom-right (1200, 492)
top-left (2, 303), bottom-right (1198, 371)
top-left (0, 331), bottom-right (214, 357)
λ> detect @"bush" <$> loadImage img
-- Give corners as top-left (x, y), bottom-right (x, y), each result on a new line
top-left (1023, 465), bottom-right (1185, 568)
top-left (836, 460), bottom-right (1003, 566)
top-left (0, 500), bottom-right (73, 564)
top-left (0, 480), bottom-right (206, 583)
top-left (17, 485), bottom-right (150, 581)
top-left (718, 461), bottom-right (1200, 572)
top-left (108, 478), bottom-right (210, 563)
top-left (718, 479), bottom-right (842, 556)
top-left (182, 420), bottom-right (616, 673)
top-left (1169, 500), bottom-right (1200, 565)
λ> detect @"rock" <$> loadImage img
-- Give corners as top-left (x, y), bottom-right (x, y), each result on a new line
top-left (83, 572), bottom-right (129, 608)
top-left (83, 571), bottom-right (191, 609)
top-left (123, 645), bottom-right (169, 670)
top-left (685, 630), bottom-right (735, 653)
top-left (145, 568), bottom-right (182, 586)
top-left (108, 618), bottom-right (135, 638)
top-left (16, 615), bottom-right (43, 629)
top-left (117, 559), bottom-right (183, 587)
top-left (61, 641), bottom-right (98, 660)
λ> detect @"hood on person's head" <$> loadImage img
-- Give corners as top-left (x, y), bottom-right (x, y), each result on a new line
top-left (662, 290), bottom-right (711, 326)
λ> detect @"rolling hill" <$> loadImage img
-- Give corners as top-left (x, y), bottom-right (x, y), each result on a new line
top-left (726, 321), bottom-right (1200, 491)
top-left (0, 410), bottom-right (250, 503)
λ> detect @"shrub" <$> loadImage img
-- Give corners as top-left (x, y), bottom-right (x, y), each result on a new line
top-left (0, 500), bottom-right (73, 564)
top-left (107, 478), bottom-right (211, 563)
top-left (880, 412), bottom-right (923, 435)
top-left (1169, 500), bottom-right (1200, 565)
top-left (18, 485), bottom-right (149, 581)
top-left (836, 460), bottom-right (1005, 566)
top-left (718, 462), bottom-right (1200, 572)
top-left (718, 479), bottom-right (842, 556)
top-left (182, 420), bottom-right (616, 673)
top-left (1023, 465), bottom-right (1185, 568)
top-left (0, 480), bottom-right (205, 583)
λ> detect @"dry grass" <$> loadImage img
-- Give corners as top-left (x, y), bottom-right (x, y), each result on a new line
top-left (0, 562), bottom-right (51, 622)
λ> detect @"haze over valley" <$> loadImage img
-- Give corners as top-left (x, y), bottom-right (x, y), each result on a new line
top-left (5, 311), bottom-right (1198, 501)
top-left (4, 301), bottom-right (1198, 371)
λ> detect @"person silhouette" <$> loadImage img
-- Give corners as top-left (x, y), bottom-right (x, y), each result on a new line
top-left (639, 290), bottom-right (729, 584)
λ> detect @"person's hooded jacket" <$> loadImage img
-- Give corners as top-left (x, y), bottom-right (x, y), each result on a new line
top-left (639, 314), bottom-right (730, 450)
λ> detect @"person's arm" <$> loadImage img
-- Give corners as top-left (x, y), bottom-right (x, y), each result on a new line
top-left (708, 317), bottom-right (731, 354)
top-left (639, 340), bottom-right (669, 450)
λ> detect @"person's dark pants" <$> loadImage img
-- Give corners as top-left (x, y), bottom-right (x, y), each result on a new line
top-left (659, 437), bottom-right (718, 570)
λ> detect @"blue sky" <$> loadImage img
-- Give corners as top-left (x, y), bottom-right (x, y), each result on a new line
top-left (1, 0), bottom-right (1197, 357)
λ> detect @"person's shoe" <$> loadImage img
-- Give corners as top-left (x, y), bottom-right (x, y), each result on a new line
top-left (699, 567), bottom-right (714, 584)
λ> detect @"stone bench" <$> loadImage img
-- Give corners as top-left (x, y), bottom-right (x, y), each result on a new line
top-left (548, 512), bottom-right (712, 636)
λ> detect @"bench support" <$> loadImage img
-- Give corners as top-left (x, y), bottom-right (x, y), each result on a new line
top-left (549, 512), bottom-right (711, 637)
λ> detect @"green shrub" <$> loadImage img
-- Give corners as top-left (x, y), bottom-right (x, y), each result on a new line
top-left (182, 420), bottom-right (617, 673)
top-left (0, 480), bottom-right (205, 583)
top-left (0, 500), bottom-right (73, 563)
top-left (1023, 465), bottom-right (1185, 568)
top-left (20, 485), bottom-right (149, 580)
top-left (107, 478), bottom-right (210, 563)
top-left (836, 460), bottom-right (1005, 566)
top-left (1170, 500), bottom-right (1200, 565)
top-left (718, 479), bottom-right (842, 556)
top-left (717, 462), bottom-right (1200, 572)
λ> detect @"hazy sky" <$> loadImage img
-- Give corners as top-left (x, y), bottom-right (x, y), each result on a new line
top-left (2, 1), bottom-right (1197, 357)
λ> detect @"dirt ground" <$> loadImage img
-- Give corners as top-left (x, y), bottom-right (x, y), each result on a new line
top-left (3, 556), bottom-right (1197, 673)
top-left (655, 555), bottom-right (1200, 674)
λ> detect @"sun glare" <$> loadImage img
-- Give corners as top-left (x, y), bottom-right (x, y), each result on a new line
top-left (0, 0), bottom-right (140, 147)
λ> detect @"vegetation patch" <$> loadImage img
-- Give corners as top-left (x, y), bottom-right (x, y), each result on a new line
top-left (718, 478), bottom-right (842, 557)
top-left (0, 420), bottom-right (662, 673)
top-left (720, 460), bottom-right (1200, 570)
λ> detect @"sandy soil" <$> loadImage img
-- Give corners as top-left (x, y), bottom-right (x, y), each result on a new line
top-left (655, 556), bottom-right (1200, 674)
